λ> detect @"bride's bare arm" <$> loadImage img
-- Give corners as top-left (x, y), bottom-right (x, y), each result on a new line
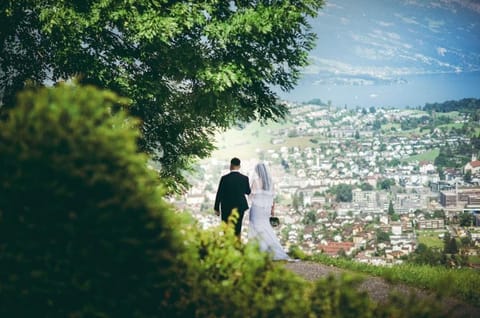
top-left (249, 178), bottom-right (259, 200)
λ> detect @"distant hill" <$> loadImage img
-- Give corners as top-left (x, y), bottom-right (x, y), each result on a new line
top-left (302, 98), bottom-right (328, 106)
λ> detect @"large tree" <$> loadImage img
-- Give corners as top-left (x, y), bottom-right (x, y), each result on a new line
top-left (329, 183), bottom-right (352, 202)
top-left (0, 0), bottom-right (324, 191)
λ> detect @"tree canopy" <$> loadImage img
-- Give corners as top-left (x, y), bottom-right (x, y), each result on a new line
top-left (328, 183), bottom-right (353, 202)
top-left (378, 178), bottom-right (395, 190)
top-left (359, 182), bottom-right (374, 191)
top-left (0, 0), bottom-right (324, 191)
top-left (423, 98), bottom-right (480, 114)
top-left (459, 211), bottom-right (475, 227)
top-left (388, 200), bottom-right (395, 215)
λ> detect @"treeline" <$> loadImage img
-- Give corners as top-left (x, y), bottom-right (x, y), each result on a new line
top-left (398, 114), bottom-right (455, 131)
top-left (303, 98), bottom-right (328, 106)
top-left (423, 98), bottom-right (480, 115)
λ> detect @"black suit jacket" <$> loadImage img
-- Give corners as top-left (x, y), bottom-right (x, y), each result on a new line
top-left (214, 171), bottom-right (251, 217)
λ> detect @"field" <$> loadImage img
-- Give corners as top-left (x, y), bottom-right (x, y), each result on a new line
top-left (416, 230), bottom-right (445, 249)
top-left (469, 255), bottom-right (480, 265)
top-left (405, 148), bottom-right (440, 162)
top-left (438, 122), bottom-right (464, 130)
top-left (211, 119), bottom-right (316, 160)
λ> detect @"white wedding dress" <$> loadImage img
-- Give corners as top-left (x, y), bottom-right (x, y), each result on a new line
top-left (248, 178), bottom-right (290, 261)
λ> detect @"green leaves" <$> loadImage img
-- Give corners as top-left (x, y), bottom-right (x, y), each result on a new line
top-left (0, 84), bottom-right (181, 316)
top-left (173, 215), bottom-right (312, 318)
top-left (200, 62), bottom-right (252, 92)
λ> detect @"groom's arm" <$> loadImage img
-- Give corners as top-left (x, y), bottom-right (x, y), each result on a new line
top-left (214, 177), bottom-right (224, 215)
top-left (245, 176), bottom-right (251, 195)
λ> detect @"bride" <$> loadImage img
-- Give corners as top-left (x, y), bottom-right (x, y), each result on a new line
top-left (248, 162), bottom-right (292, 261)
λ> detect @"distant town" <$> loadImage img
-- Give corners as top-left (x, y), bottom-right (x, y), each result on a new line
top-left (174, 101), bottom-right (480, 267)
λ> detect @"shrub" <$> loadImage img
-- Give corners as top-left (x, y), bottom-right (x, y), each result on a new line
top-left (310, 275), bottom-right (374, 318)
top-left (168, 215), bottom-right (446, 318)
top-left (172, 218), bottom-right (312, 318)
top-left (0, 85), bottom-right (180, 316)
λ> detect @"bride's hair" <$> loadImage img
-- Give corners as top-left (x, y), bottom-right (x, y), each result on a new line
top-left (255, 163), bottom-right (272, 191)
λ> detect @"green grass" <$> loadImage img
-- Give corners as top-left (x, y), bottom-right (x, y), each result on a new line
top-left (404, 148), bottom-right (440, 163)
top-left (309, 254), bottom-right (480, 304)
top-left (416, 229), bottom-right (444, 248)
top-left (381, 123), bottom-right (401, 131)
top-left (381, 123), bottom-right (428, 137)
top-left (469, 255), bottom-right (480, 265)
top-left (439, 111), bottom-right (460, 118)
top-left (211, 120), bottom-right (316, 160)
top-left (438, 123), bottom-right (463, 130)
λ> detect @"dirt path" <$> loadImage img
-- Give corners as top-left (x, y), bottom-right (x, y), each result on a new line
top-left (284, 261), bottom-right (480, 318)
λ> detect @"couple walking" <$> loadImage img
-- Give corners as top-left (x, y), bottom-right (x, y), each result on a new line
top-left (214, 157), bottom-right (291, 261)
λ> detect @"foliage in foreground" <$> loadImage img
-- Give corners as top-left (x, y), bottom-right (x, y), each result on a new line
top-left (0, 85), bottom-right (448, 317)
top-left (173, 217), bottom-right (446, 318)
top-left (0, 85), bottom-right (181, 316)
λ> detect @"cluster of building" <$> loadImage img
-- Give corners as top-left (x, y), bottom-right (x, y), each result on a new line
top-left (176, 103), bottom-right (480, 265)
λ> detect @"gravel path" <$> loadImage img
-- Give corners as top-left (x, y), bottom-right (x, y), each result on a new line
top-left (284, 261), bottom-right (480, 318)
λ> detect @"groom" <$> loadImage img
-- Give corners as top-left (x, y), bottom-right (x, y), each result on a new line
top-left (214, 157), bottom-right (251, 238)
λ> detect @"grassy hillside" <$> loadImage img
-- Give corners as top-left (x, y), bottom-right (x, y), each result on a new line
top-left (211, 119), bottom-right (316, 160)
top-left (405, 148), bottom-right (440, 162)
top-left (416, 230), bottom-right (444, 248)
top-left (309, 254), bottom-right (480, 305)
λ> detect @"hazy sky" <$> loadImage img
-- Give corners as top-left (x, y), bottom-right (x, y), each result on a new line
top-left (277, 0), bottom-right (480, 108)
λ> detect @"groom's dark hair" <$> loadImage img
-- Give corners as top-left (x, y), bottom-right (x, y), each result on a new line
top-left (230, 157), bottom-right (241, 166)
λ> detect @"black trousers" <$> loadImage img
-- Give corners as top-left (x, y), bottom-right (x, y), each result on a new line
top-left (221, 207), bottom-right (246, 237)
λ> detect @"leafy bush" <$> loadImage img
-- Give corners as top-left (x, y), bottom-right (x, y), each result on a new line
top-left (310, 275), bottom-right (374, 318)
top-left (288, 244), bottom-right (308, 260)
top-left (171, 218), bottom-right (312, 317)
top-left (169, 217), bottom-right (452, 318)
top-left (0, 85), bottom-right (181, 316)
